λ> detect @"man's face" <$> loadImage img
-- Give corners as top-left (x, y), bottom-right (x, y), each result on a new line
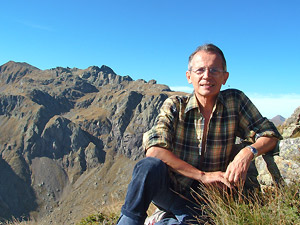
top-left (186, 51), bottom-right (229, 103)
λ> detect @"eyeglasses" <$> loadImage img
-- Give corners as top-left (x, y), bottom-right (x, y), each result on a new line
top-left (190, 67), bottom-right (226, 76)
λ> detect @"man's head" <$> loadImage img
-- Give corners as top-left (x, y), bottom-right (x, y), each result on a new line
top-left (186, 44), bottom-right (229, 105)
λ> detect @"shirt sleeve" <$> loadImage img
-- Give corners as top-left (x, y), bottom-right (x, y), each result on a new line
top-left (143, 96), bottom-right (179, 151)
top-left (236, 91), bottom-right (283, 143)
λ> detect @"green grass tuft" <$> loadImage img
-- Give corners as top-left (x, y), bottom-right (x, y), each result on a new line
top-left (192, 181), bottom-right (300, 225)
top-left (77, 212), bottom-right (119, 225)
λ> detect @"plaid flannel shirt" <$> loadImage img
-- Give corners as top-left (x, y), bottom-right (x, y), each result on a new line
top-left (143, 89), bottom-right (282, 193)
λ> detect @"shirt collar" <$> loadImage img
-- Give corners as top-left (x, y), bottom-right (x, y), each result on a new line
top-left (185, 94), bottom-right (199, 113)
top-left (217, 90), bottom-right (226, 106)
top-left (184, 91), bottom-right (226, 114)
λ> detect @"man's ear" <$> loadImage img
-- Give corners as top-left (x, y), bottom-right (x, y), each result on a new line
top-left (222, 72), bottom-right (229, 85)
top-left (186, 71), bottom-right (192, 84)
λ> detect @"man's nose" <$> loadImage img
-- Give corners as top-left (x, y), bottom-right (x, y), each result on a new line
top-left (202, 69), bottom-right (212, 78)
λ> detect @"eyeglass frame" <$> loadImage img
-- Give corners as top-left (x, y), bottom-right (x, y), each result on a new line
top-left (189, 67), bottom-right (227, 76)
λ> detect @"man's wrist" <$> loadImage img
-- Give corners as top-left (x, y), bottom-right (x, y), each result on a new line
top-left (246, 145), bottom-right (258, 160)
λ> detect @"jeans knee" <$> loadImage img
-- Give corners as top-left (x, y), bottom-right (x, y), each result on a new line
top-left (134, 157), bottom-right (167, 179)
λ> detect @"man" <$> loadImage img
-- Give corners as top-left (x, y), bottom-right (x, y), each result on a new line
top-left (117, 44), bottom-right (282, 225)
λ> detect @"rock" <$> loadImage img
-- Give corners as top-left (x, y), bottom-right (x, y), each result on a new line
top-left (252, 138), bottom-right (300, 188)
top-left (148, 79), bottom-right (157, 84)
top-left (85, 142), bottom-right (106, 169)
top-left (279, 106), bottom-right (300, 138)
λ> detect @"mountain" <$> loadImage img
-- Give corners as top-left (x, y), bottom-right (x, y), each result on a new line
top-left (0, 61), bottom-right (177, 223)
top-left (270, 115), bottom-right (285, 126)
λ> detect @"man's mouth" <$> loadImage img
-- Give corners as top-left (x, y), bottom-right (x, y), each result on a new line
top-left (200, 84), bottom-right (214, 87)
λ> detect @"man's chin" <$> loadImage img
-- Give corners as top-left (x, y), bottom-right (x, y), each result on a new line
top-left (195, 90), bottom-right (219, 98)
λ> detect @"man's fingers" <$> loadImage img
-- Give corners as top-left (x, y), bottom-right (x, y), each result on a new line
top-left (225, 162), bottom-right (234, 180)
top-left (225, 169), bottom-right (244, 186)
top-left (225, 166), bottom-right (235, 183)
top-left (223, 178), bottom-right (234, 189)
top-left (225, 161), bottom-right (248, 185)
top-left (219, 172), bottom-right (234, 189)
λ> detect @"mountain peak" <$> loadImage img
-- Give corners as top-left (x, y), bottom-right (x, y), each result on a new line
top-left (0, 61), bottom-right (40, 84)
top-left (270, 115), bottom-right (286, 126)
top-left (85, 65), bottom-right (116, 75)
top-left (1, 61), bottom-right (40, 71)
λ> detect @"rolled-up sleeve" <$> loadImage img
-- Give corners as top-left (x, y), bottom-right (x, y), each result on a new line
top-left (237, 91), bottom-right (283, 142)
top-left (143, 97), bottom-right (179, 151)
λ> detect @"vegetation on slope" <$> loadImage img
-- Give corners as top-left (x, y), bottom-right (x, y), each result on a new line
top-left (76, 182), bottom-right (299, 225)
top-left (193, 181), bottom-right (300, 225)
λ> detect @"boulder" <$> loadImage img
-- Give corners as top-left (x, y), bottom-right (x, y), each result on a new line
top-left (252, 138), bottom-right (300, 188)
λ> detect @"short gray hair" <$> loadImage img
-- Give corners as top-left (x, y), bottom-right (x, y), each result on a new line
top-left (188, 44), bottom-right (227, 71)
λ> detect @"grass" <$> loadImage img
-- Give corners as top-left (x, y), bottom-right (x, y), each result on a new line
top-left (77, 181), bottom-right (299, 225)
top-left (192, 181), bottom-right (300, 225)
top-left (0, 217), bottom-right (38, 225)
top-left (77, 212), bottom-right (119, 225)
top-left (76, 202), bottom-right (157, 225)
top-left (3, 182), bottom-right (299, 225)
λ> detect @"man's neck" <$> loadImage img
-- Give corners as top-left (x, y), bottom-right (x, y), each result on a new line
top-left (196, 94), bottom-right (218, 118)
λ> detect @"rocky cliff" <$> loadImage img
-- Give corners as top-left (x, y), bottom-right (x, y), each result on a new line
top-left (0, 61), bottom-right (174, 222)
top-left (0, 61), bottom-right (299, 224)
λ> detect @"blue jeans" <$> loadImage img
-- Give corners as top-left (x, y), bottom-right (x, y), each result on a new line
top-left (117, 157), bottom-right (199, 225)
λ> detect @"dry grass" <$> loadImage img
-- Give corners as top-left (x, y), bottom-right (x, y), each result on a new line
top-left (4, 182), bottom-right (299, 225)
top-left (192, 181), bottom-right (300, 225)
top-left (0, 217), bottom-right (38, 225)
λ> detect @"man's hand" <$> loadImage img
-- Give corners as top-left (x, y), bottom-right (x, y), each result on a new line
top-left (200, 171), bottom-right (233, 189)
top-left (225, 137), bottom-right (278, 187)
top-left (224, 147), bottom-right (253, 186)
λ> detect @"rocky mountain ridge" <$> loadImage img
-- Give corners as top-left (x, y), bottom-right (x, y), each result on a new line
top-left (0, 61), bottom-right (174, 222)
top-left (0, 61), bottom-right (299, 224)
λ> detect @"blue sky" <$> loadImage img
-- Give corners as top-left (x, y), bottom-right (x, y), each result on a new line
top-left (1, 0), bottom-right (299, 119)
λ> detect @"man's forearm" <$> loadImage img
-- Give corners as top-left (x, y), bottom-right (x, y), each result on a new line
top-left (146, 146), bottom-right (232, 188)
top-left (250, 136), bottom-right (278, 158)
top-left (146, 146), bottom-right (204, 181)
